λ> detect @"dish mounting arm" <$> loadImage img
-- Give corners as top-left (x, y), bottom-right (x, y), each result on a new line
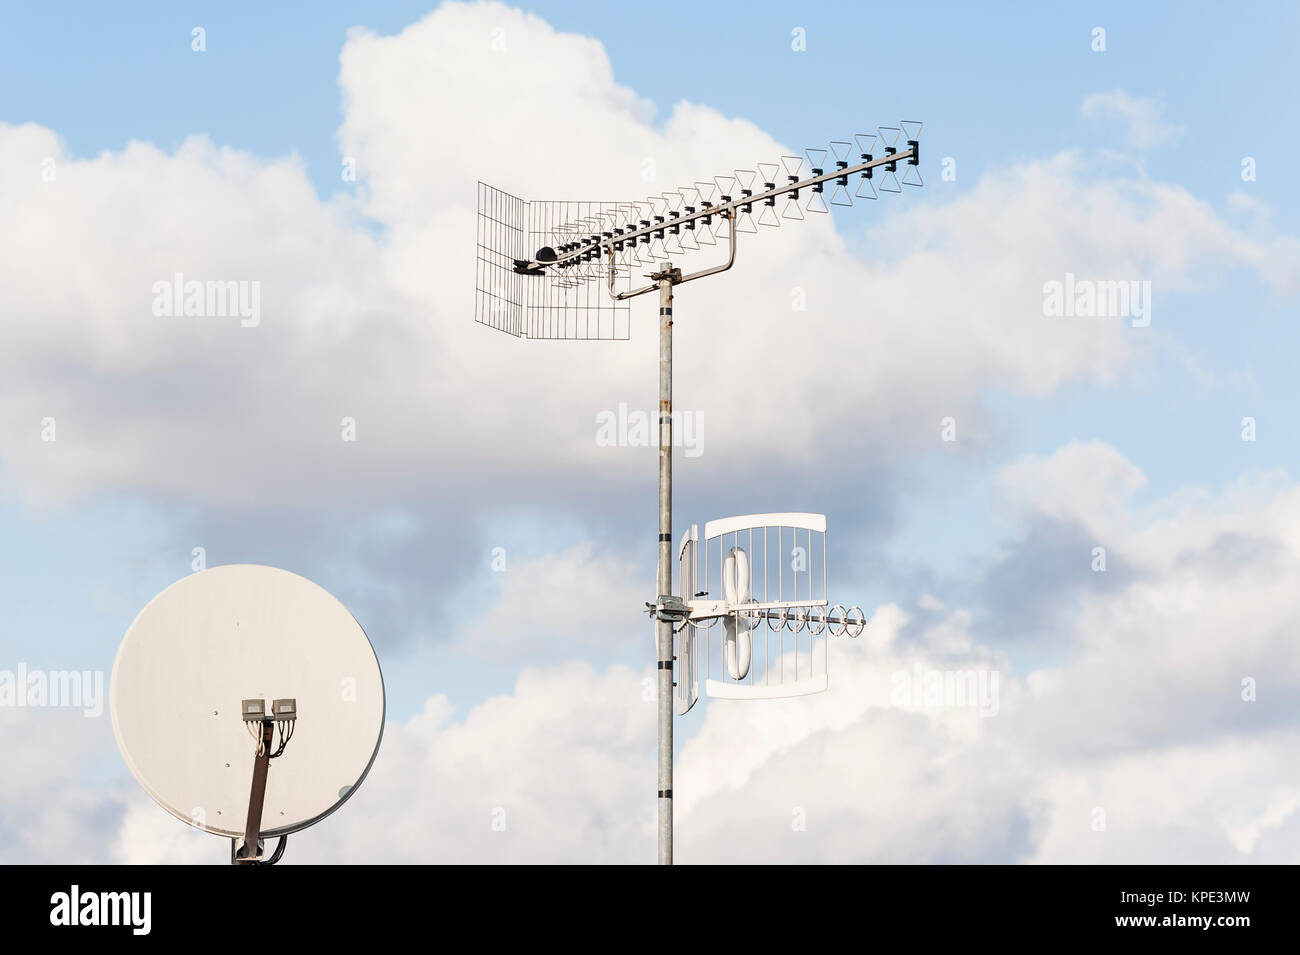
top-left (233, 718), bottom-right (275, 865)
top-left (232, 698), bottom-right (297, 866)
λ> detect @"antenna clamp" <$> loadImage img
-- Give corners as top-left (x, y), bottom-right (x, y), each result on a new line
top-left (649, 594), bottom-right (689, 623)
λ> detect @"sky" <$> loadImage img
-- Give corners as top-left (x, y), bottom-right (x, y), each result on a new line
top-left (1, 1), bottom-right (1299, 863)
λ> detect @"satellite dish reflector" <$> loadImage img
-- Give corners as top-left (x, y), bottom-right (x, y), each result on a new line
top-left (110, 564), bottom-right (385, 863)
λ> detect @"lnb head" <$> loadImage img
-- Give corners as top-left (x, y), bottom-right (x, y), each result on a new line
top-left (241, 698), bottom-right (266, 722)
top-left (271, 698), bottom-right (297, 722)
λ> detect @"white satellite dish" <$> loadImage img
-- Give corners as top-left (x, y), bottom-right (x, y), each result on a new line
top-left (110, 564), bottom-right (385, 864)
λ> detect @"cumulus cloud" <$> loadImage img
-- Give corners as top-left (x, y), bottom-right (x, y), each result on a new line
top-left (1082, 89), bottom-right (1184, 151)
top-left (13, 2), bottom-right (1297, 662)
top-left (468, 542), bottom-right (648, 660)
top-left (323, 447), bottom-right (1300, 863)
top-left (2, 5), bottom-right (1295, 526)
top-left (15, 435), bottom-right (1300, 865)
top-left (0, 708), bottom-right (126, 863)
top-left (998, 440), bottom-right (1147, 537)
top-left (30, 445), bottom-right (1285, 864)
top-left (4, 4), bottom-right (1300, 865)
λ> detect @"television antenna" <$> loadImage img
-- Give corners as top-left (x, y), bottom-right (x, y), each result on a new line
top-left (110, 564), bottom-right (385, 865)
top-left (476, 122), bottom-right (922, 864)
top-left (675, 512), bottom-right (866, 712)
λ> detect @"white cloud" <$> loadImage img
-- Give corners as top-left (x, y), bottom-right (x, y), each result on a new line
top-left (1082, 89), bottom-right (1184, 150)
top-left (997, 439), bottom-right (1147, 537)
top-left (1, 5), bottom-right (1295, 517)
top-left (59, 448), bottom-right (1298, 863)
top-left (312, 445), bottom-right (1300, 863)
top-left (467, 542), bottom-right (648, 659)
top-left (16, 441), bottom-right (1300, 864)
top-left (0, 708), bottom-right (128, 863)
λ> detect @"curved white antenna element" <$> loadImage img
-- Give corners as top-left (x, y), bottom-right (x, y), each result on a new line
top-left (722, 546), bottom-right (749, 604)
top-left (723, 547), bottom-right (754, 680)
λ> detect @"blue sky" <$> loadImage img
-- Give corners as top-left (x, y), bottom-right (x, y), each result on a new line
top-left (2, 2), bottom-right (1299, 862)
top-left (4, 3), bottom-right (1295, 205)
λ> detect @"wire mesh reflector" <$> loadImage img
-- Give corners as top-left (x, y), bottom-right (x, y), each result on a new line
top-left (475, 182), bottom-right (630, 340)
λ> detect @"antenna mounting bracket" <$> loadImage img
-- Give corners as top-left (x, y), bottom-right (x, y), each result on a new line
top-left (648, 594), bottom-right (689, 623)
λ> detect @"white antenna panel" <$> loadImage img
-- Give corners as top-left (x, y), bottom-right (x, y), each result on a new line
top-left (679, 513), bottom-right (862, 701)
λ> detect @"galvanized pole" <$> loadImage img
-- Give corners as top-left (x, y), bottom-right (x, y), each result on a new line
top-left (656, 262), bottom-right (676, 865)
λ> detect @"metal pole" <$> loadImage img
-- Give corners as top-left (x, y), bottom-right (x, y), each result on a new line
top-left (656, 262), bottom-right (676, 865)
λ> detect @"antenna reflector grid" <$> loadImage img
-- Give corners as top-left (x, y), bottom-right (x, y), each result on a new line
top-left (475, 182), bottom-right (632, 340)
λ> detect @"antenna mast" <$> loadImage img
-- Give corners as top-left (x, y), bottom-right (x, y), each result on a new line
top-left (476, 123), bottom-right (924, 864)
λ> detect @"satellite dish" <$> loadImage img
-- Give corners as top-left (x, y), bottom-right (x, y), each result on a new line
top-left (110, 564), bottom-right (384, 864)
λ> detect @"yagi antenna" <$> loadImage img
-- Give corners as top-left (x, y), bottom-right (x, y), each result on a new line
top-left (475, 121), bottom-right (924, 864)
top-left (674, 513), bottom-right (866, 712)
top-left (475, 123), bottom-right (922, 335)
